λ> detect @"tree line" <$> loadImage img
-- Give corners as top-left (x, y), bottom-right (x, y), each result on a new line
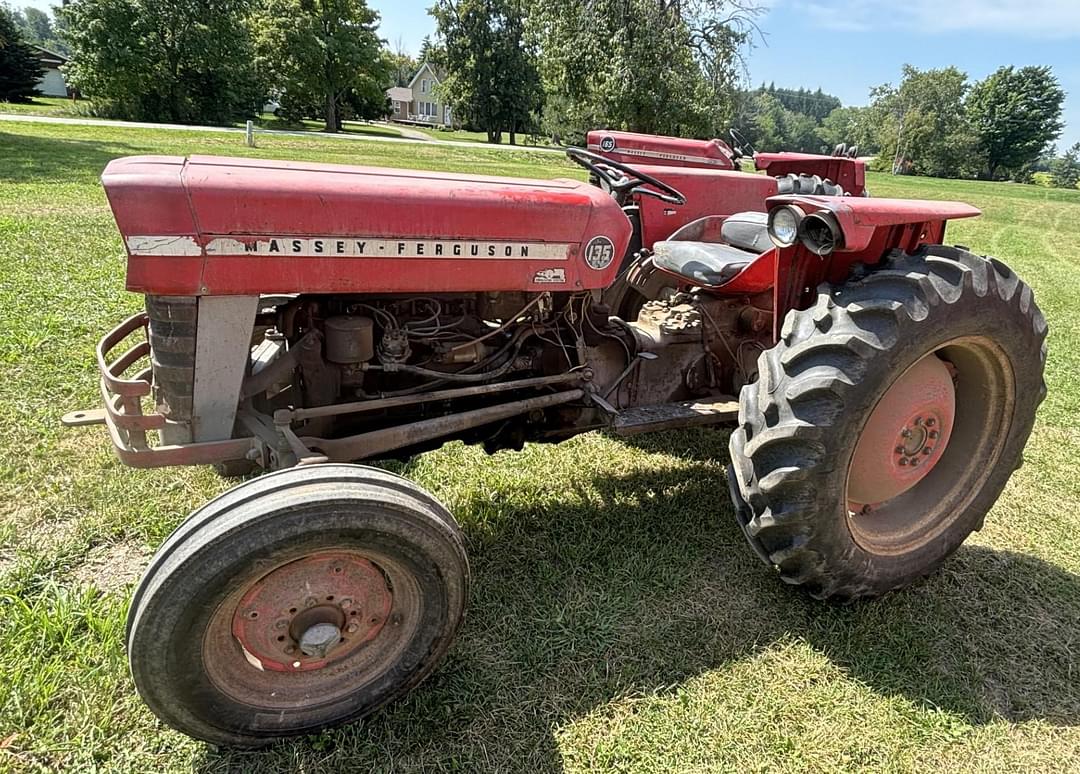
top-left (2, 0), bottom-right (1075, 187)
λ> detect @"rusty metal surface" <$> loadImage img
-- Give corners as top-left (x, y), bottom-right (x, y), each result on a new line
top-left (277, 371), bottom-right (586, 423)
top-left (848, 354), bottom-right (956, 507)
top-left (61, 408), bottom-right (107, 427)
top-left (613, 397), bottom-right (739, 436)
top-left (301, 388), bottom-right (585, 462)
top-left (231, 551), bottom-right (393, 673)
top-left (86, 312), bottom-right (256, 468)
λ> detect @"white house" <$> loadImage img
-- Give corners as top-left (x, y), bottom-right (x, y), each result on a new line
top-left (32, 46), bottom-right (69, 97)
top-left (384, 61), bottom-right (452, 128)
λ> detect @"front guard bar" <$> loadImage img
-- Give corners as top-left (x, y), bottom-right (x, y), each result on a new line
top-left (62, 311), bottom-right (256, 468)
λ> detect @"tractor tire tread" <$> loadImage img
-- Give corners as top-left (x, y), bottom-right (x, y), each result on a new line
top-left (727, 245), bottom-right (1047, 600)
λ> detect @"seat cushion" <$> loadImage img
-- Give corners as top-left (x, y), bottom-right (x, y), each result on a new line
top-left (720, 211), bottom-right (770, 253)
top-left (652, 241), bottom-right (753, 287)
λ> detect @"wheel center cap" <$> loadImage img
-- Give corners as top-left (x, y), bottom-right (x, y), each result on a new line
top-left (299, 622), bottom-right (342, 658)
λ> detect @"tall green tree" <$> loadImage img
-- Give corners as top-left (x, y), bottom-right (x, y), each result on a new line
top-left (1049, 142), bottom-right (1080, 190)
top-left (531, 0), bottom-right (756, 142)
top-left (387, 38), bottom-right (416, 87)
top-left (967, 65), bottom-right (1065, 180)
top-left (870, 65), bottom-right (976, 178)
top-left (60, 0), bottom-right (262, 123)
top-left (0, 4), bottom-right (43, 102)
top-left (430, 0), bottom-right (541, 144)
top-left (252, 0), bottom-right (390, 132)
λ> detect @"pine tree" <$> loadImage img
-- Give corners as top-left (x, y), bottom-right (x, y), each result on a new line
top-left (0, 6), bottom-right (43, 102)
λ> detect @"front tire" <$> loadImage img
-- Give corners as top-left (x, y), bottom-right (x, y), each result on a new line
top-left (127, 464), bottom-right (469, 747)
top-left (728, 246), bottom-right (1047, 600)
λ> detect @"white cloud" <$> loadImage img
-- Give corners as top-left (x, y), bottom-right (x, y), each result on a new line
top-left (787, 0), bottom-right (1080, 37)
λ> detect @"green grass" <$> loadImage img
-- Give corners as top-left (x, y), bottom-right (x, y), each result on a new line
top-left (409, 124), bottom-right (552, 146)
top-left (0, 96), bottom-right (85, 117)
top-left (250, 113), bottom-right (406, 139)
top-left (1, 119), bottom-right (1079, 772)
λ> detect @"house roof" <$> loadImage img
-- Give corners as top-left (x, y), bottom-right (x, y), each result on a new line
top-left (406, 61), bottom-right (445, 89)
top-left (31, 45), bottom-right (67, 67)
top-left (387, 86), bottom-right (412, 102)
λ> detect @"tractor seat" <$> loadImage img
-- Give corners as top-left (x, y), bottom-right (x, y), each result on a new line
top-left (652, 211), bottom-right (769, 287)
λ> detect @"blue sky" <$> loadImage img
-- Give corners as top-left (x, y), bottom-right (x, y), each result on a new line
top-left (21, 0), bottom-right (1080, 147)
top-left (369, 0), bottom-right (1080, 149)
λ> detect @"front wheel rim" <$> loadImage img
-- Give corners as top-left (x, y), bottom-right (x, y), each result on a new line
top-left (202, 547), bottom-right (422, 711)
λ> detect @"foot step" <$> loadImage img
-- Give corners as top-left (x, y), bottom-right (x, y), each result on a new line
top-left (613, 397), bottom-right (738, 436)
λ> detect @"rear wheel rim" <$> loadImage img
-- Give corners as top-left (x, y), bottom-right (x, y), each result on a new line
top-left (846, 336), bottom-right (1014, 555)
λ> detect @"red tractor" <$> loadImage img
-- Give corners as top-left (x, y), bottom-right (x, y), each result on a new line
top-left (67, 129), bottom-right (1046, 746)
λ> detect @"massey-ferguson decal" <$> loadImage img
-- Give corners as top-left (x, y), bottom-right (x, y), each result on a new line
top-left (126, 236), bottom-right (575, 260)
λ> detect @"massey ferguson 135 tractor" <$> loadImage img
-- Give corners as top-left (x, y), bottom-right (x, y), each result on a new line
top-left (66, 129), bottom-right (1046, 746)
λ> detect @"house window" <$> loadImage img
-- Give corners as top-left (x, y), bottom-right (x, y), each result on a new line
top-left (421, 79), bottom-right (428, 93)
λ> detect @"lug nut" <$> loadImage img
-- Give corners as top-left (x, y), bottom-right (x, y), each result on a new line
top-left (929, 430), bottom-right (939, 439)
top-left (305, 597), bottom-right (318, 608)
top-left (275, 619), bottom-right (289, 630)
top-left (340, 599), bottom-right (352, 609)
top-left (899, 458), bottom-right (909, 466)
top-left (911, 457), bottom-right (920, 466)
top-left (894, 446), bottom-right (905, 454)
top-left (926, 418), bottom-right (936, 426)
top-left (901, 428), bottom-right (912, 438)
top-left (347, 622), bottom-right (360, 634)
top-left (923, 447), bottom-right (932, 455)
top-left (914, 416), bottom-right (923, 425)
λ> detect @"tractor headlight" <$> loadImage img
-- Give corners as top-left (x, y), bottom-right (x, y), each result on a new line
top-left (767, 205), bottom-right (805, 248)
top-left (800, 211), bottom-right (844, 256)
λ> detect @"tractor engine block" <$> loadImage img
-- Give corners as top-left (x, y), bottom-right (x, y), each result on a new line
top-left (146, 289), bottom-right (772, 460)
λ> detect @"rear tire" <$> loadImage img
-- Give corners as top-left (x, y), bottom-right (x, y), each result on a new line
top-left (728, 246), bottom-right (1047, 600)
top-left (127, 464), bottom-right (468, 747)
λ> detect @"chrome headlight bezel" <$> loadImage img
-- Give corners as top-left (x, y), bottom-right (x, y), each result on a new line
top-left (767, 205), bottom-right (806, 248)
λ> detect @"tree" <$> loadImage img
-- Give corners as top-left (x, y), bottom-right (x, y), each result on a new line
top-left (736, 91), bottom-right (820, 153)
top-left (387, 37), bottom-right (416, 87)
top-left (0, 4), bottom-right (43, 102)
top-left (60, 0), bottom-right (263, 123)
top-left (431, 0), bottom-right (541, 144)
top-left (1049, 143), bottom-right (1080, 190)
top-left (252, 0), bottom-right (390, 132)
top-left (816, 105), bottom-right (879, 155)
top-left (15, 6), bottom-right (68, 54)
top-left (967, 66), bottom-right (1064, 180)
top-left (870, 65), bottom-right (976, 178)
top-left (531, 0), bottom-right (757, 141)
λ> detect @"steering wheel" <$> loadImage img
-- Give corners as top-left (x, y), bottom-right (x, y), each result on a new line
top-left (729, 128), bottom-right (757, 159)
top-left (566, 147), bottom-right (686, 206)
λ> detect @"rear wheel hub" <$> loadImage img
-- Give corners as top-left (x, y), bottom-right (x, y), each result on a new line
top-left (848, 353), bottom-right (955, 507)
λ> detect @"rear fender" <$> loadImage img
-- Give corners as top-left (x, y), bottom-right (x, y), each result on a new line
top-left (766, 194), bottom-right (981, 339)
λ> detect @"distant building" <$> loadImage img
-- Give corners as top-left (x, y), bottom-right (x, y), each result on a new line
top-left (31, 45), bottom-right (69, 97)
top-left (384, 61), bottom-right (452, 128)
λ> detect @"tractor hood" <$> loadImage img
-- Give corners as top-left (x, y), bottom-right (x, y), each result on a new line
top-left (102, 155), bottom-right (632, 296)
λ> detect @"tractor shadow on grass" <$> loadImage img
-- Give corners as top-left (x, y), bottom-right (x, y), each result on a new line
top-left (198, 429), bottom-right (1080, 772)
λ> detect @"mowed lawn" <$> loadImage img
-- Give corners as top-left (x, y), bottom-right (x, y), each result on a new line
top-left (1, 120), bottom-right (1079, 773)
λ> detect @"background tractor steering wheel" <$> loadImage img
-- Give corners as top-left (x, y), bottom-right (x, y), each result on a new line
top-left (729, 128), bottom-right (758, 159)
top-left (566, 147), bottom-right (686, 206)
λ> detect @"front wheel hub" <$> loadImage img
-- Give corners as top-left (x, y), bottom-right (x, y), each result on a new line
top-left (848, 353), bottom-right (955, 507)
top-left (231, 550), bottom-right (393, 672)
